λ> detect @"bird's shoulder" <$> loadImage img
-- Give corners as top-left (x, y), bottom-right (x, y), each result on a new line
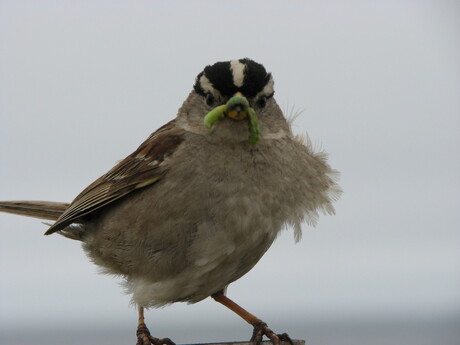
top-left (45, 119), bottom-right (186, 234)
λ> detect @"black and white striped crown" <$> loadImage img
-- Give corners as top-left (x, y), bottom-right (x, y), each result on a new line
top-left (194, 58), bottom-right (274, 99)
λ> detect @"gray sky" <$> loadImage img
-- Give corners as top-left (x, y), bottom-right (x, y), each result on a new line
top-left (1, 1), bottom-right (459, 344)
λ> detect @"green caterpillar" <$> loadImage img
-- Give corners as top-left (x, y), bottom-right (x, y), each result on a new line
top-left (204, 95), bottom-right (260, 144)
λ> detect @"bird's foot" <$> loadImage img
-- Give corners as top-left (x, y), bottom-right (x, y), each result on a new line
top-left (250, 321), bottom-right (293, 345)
top-left (136, 322), bottom-right (175, 345)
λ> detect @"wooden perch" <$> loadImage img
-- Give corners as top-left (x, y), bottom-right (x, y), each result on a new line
top-left (184, 340), bottom-right (305, 345)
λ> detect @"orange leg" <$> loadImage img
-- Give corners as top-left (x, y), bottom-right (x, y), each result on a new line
top-left (211, 291), bottom-right (293, 344)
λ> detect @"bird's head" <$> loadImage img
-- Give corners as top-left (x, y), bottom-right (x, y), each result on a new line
top-left (176, 58), bottom-right (291, 144)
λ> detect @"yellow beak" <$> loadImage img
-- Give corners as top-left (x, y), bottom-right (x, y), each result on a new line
top-left (225, 92), bottom-right (249, 121)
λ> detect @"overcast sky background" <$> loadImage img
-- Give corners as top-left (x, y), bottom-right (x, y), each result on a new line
top-left (0, 1), bottom-right (459, 345)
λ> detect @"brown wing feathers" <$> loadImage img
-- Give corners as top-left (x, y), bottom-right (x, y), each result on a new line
top-left (0, 120), bottom-right (185, 236)
top-left (44, 120), bottom-right (185, 235)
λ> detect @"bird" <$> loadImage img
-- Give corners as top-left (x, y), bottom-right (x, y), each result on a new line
top-left (0, 58), bottom-right (340, 345)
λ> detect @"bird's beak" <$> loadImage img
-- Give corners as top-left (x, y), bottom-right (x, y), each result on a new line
top-left (203, 92), bottom-right (260, 144)
top-left (225, 92), bottom-right (249, 121)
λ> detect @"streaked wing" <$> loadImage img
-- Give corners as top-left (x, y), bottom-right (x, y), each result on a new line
top-left (45, 120), bottom-right (185, 235)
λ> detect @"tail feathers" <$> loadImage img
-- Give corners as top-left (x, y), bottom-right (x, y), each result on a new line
top-left (0, 200), bottom-right (69, 221)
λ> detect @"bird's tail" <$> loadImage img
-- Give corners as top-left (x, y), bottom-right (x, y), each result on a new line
top-left (0, 201), bottom-right (69, 221)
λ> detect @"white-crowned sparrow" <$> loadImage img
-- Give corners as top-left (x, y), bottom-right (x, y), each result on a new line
top-left (0, 58), bottom-right (340, 345)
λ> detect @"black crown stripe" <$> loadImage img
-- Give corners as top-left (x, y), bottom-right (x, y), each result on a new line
top-left (193, 58), bottom-right (273, 99)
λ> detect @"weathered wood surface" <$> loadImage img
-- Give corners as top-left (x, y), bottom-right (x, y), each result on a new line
top-left (184, 341), bottom-right (305, 345)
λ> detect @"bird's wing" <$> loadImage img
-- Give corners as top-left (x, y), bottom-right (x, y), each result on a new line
top-left (45, 120), bottom-right (185, 235)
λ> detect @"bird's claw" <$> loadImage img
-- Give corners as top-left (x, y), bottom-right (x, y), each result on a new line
top-left (250, 321), bottom-right (294, 345)
top-left (136, 323), bottom-right (175, 345)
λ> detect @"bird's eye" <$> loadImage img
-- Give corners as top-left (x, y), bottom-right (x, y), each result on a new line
top-left (257, 96), bottom-right (267, 108)
top-left (206, 93), bottom-right (215, 106)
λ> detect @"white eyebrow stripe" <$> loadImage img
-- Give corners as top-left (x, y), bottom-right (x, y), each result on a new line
top-left (199, 75), bottom-right (216, 95)
top-left (230, 60), bottom-right (246, 87)
top-left (255, 75), bottom-right (274, 99)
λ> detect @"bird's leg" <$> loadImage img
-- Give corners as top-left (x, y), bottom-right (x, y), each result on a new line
top-left (136, 305), bottom-right (175, 345)
top-left (211, 292), bottom-right (293, 345)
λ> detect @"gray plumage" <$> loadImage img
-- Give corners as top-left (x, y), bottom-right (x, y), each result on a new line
top-left (0, 58), bottom-right (340, 343)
